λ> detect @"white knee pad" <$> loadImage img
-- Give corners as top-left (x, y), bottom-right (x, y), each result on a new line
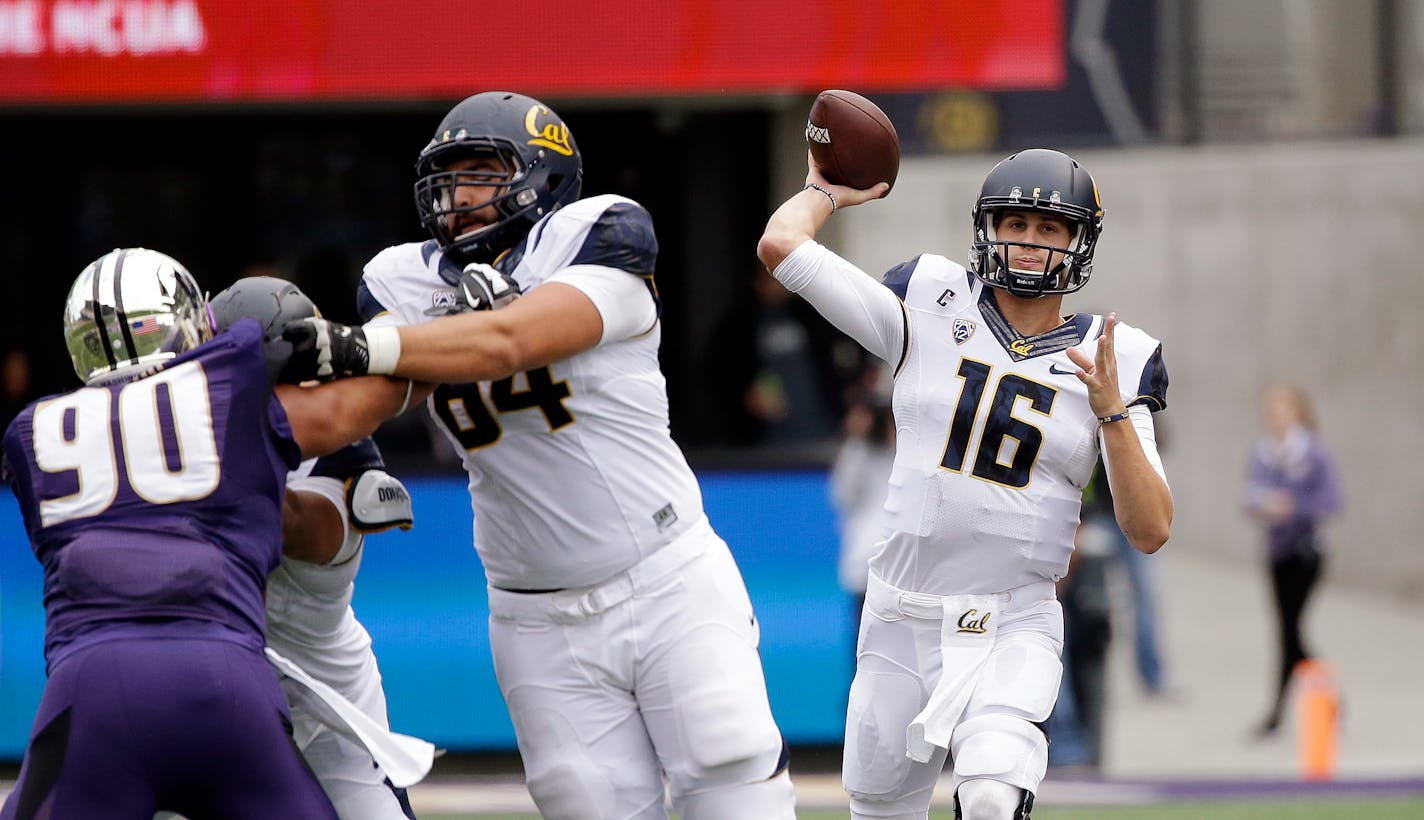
top-left (514, 707), bottom-right (621, 820)
top-left (674, 769), bottom-right (797, 820)
top-left (956, 778), bottom-right (1031, 819)
top-left (673, 679), bottom-right (783, 778)
top-left (843, 670), bottom-right (925, 798)
top-left (950, 714), bottom-right (1049, 794)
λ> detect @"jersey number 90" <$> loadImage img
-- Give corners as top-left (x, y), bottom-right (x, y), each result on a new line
top-left (31, 362), bottom-right (220, 527)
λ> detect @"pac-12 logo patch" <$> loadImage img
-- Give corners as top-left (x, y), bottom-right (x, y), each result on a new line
top-left (952, 318), bottom-right (976, 345)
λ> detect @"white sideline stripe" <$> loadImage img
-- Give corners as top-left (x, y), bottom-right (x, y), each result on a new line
top-left (4, 773), bottom-right (1136, 813)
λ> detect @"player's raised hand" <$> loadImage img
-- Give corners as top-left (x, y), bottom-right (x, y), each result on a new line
top-left (806, 152), bottom-right (890, 209)
top-left (1066, 312), bottom-right (1128, 419)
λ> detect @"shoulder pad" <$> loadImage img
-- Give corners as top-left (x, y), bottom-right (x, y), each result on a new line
top-left (569, 199), bottom-right (658, 277)
top-left (355, 280), bottom-right (389, 324)
top-left (1130, 343), bottom-right (1169, 412)
top-left (346, 468), bottom-right (414, 533)
top-left (881, 256), bottom-right (924, 299)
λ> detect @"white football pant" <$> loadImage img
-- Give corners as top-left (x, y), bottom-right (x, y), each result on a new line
top-left (844, 574), bottom-right (1062, 819)
top-left (485, 522), bottom-right (795, 820)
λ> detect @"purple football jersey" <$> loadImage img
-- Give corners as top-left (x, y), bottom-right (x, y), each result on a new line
top-left (2, 318), bottom-right (301, 669)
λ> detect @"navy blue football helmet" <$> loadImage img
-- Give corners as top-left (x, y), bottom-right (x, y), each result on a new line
top-left (968, 149), bottom-right (1103, 298)
top-left (210, 275), bottom-right (319, 336)
top-left (414, 91), bottom-right (584, 264)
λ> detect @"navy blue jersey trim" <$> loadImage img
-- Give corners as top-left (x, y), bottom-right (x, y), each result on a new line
top-left (1129, 344), bottom-right (1169, 412)
top-left (979, 290), bottom-right (1088, 360)
top-left (880, 256), bottom-right (922, 300)
top-left (571, 201), bottom-right (658, 277)
top-left (892, 301), bottom-right (910, 378)
top-left (355, 281), bottom-right (388, 324)
top-left (309, 437), bottom-right (386, 480)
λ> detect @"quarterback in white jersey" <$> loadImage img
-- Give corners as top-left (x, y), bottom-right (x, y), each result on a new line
top-left (759, 149), bottom-right (1172, 820)
top-left (282, 92), bottom-right (795, 820)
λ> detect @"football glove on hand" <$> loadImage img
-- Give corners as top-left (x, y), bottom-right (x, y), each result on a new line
top-left (282, 318), bottom-right (371, 381)
top-left (460, 263), bottom-right (521, 311)
top-left (346, 469), bottom-right (414, 533)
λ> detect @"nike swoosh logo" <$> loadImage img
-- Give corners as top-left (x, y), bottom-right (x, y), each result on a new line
top-left (1049, 364), bottom-right (1076, 376)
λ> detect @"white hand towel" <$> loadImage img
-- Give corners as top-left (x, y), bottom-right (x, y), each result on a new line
top-left (266, 647), bottom-right (437, 788)
top-left (905, 594), bottom-right (1000, 763)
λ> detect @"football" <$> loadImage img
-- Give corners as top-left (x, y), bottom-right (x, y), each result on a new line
top-left (805, 90), bottom-right (900, 192)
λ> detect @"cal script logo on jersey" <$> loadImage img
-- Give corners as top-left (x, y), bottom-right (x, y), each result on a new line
top-left (526, 106), bottom-right (574, 156)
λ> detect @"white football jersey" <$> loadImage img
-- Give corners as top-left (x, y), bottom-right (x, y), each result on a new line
top-left (359, 195), bottom-right (706, 590)
top-left (874, 254), bottom-right (1167, 594)
top-left (265, 462), bottom-right (373, 693)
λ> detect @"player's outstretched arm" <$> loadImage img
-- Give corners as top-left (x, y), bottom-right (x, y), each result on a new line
top-left (389, 283), bottom-right (602, 383)
top-left (284, 283), bottom-right (603, 385)
top-left (758, 152), bottom-right (889, 272)
top-left (276, 375), bottom-right (423, 460)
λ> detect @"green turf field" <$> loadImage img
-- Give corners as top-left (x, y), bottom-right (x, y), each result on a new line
top-left (426, 796), bottom-right (1424, 820)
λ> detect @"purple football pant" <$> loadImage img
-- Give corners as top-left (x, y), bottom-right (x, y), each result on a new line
top-left (1, 636), bottom-right (338, 820)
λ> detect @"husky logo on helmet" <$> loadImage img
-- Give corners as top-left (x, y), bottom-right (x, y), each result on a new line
top-left (969, 148), bottom-right (1103, 298)
top-left (414, 91), bottom-right (584, 265)
top-left (62, 248), bottom-right (215, 386)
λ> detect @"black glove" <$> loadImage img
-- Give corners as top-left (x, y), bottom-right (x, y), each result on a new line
top-left (461, 263), bottom-right (521, 310)
top-left (281, 318), bottom-right (371, 381)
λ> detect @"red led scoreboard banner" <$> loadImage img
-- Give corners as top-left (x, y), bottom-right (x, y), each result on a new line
top-left (0, 0), bottom-right (1064, 104)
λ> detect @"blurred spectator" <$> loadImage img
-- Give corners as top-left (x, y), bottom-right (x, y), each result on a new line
top-left (830, 364), bottom-right (896, 652)
top-left (703, 268), bottom-right (860, 449)
top-left (1243, 383), bottom-right (1342, 737)
top-left (1112, 410), bottom-right (1174, 697)
top-left (1, 345), bottom-right (35, 434)
top-left (1047, 462), bottom-right (1117, 770)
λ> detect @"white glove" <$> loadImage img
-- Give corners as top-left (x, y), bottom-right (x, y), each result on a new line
top-left (345, 469), bottom-right (414, 533)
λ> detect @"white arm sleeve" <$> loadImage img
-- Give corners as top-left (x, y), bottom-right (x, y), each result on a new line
top-left (1099, 405), bottom-right (1168, 486)
top-left (547, 264), bottom-right (658, 345)
top-left (285, 474), bottom-right (363, 566)
top-left (772, 240), bottom-right (907, 364)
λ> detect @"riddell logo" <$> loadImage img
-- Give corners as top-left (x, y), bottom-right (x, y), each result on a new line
top-left (805, 122), bottom-right (830, 144)
top-left (525, 106), bottom-right (574, 156)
